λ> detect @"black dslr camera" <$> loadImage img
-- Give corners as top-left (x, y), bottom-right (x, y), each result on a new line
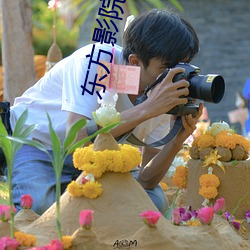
top-left (134, 63), bottom-right (225, 116)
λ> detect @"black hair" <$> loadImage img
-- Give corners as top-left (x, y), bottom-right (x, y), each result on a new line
top-left (122, 9), bottom-right (199, 68)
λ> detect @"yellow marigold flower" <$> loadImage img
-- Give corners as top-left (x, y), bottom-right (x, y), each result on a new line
top-left (199, 186), bottom-right (218, 199)
top-left (82, 180), bottom-right (102, 199)
top-left (185, 219), bottom-right (201, 226)
top-left (94, 151), bottom-right (110, 170)
top-left (172, 166), bottom-right (188, 188)
top-left (215, 131), bottom-right (237, 149)
top-left (199, 174), bottom-right (220, 188)
top-left (15, 231), bottom-right (36, 247)
top-left (73, 146), bottom-right (94, 168)
top-left (73, 144), bottom-right (142, 176)
top-left (160, 182), bottom-right (168, 191)
top-left (67, 181), bottom-right (84, 197)
top-left (82, 163), bottom-right (105, 179)
top-left (119, 144), bottom-right (142, 172)
top-left (197, 134), bottom-right (215, 149)
top-left (62, 235), bottom-right (73, 249)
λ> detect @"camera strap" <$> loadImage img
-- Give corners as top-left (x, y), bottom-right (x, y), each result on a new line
top-left (116, 116), bottom-right (183, 147)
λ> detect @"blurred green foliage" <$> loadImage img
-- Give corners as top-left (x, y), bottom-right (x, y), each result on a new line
top-left (32, 0), bottom-right (79, 57)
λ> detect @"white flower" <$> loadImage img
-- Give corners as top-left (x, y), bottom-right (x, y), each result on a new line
top-left (93, 107), bottom-right (120, 127)
top-left (206, 121), bottom-right (232, 136)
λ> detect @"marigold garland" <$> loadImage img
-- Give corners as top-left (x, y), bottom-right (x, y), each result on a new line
top-left (215, 131), bottom-right (237, 149)
top-left (199, 186), bottom-right (218, 200)
top-left (199, 168), bottom-right (220, 202)
top-left (69, 139), bottom-right (142, 199)
top-left (194, 129), bottom-right (250, 151)
top-left (73, 144), bottom-right (142, 177)
top-left (14, 231), bottom-right (36, 247)
top-left (199, 174), bottom-right (220, 188)
top-left (197, 134), bottom-right (215, 149)
top-left (172, 166), bottom-right (188, 189)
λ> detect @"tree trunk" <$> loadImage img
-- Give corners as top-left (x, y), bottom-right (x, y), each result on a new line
top-left (1, 0), bottom-right (35, 104)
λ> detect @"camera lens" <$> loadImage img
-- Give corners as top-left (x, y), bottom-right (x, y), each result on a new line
top-left (189, 74), bottom-right (225, 103)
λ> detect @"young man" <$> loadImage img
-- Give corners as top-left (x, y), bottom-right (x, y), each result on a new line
top-left (8, 9), bottom-right (202, 215)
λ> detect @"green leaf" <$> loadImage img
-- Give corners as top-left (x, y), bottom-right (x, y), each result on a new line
top-left (63, 118), bottom-right (86, 151)
top-left (126, 1), bottom-right (139, 16)
top-left (0, 119), bottom-right (12, 163)
top-left (67, 121), bottom-right (121, 155)
top-left (12, 109), bottom-right (28, 137)
top-left (169, 0), bottom-right (184, 12)
top-left (11, 124), bottom-right (38, 154)
top-left (165, 188), bottom-right (180, 220)
top-left (6, 136), bottom-right (52, 161)
top-left (230, 196), bottom-right (245, 219)
top-left (144, 0), bottom-right (165, 9)
top-left (47, 114), bottom-right (62, 174)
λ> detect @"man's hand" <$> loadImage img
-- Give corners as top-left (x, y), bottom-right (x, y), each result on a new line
top-left (141, 67), bottom-right (190, 118)
top-left (171, 102), bottom-right (204, 145)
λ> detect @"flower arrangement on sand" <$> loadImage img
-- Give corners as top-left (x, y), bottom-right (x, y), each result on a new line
top-left (182, 121), bottom-right (250, 234)
top-left (190, 121), bottom-right (250, 162)
top-left (67, 90), bottom-right (142, 199)
top-left (0, 89), bottom-right (143, 248)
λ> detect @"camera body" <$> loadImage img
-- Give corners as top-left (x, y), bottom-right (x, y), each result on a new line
top-left (135, 63), bottom-right (225, 116)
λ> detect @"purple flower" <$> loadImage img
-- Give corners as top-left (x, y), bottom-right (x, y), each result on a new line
top-left (245, 210), bottom-right (250, 223)
top-left (192, 210), bottom-right (198, 218)
top-left (224, 211), bottom-right (234, 221)
top-left (231, 220), bottom-right (241, 230)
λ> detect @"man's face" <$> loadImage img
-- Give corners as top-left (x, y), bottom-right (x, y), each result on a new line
top-left (139, 57), bottom-right (167, 92)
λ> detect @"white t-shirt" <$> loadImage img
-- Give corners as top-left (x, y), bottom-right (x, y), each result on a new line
top-left (10, 43), bottom-right (170, 149)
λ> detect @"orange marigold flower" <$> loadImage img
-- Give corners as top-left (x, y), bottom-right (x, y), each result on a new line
top-left (14, 231), bottom-right (36, 247)
top-left (199, 174), bottom-right (220, 188)
top-left (199, 186), bottom-right (218, 199)
top-left (233, 134), bottom-right (250, 151)
top-left (215, 131), bottom-right (237, 149)
top-left (62, 236), bottom-right (73, 249)
top-left (197, 134), bottom-right (215, 149)
top-left (172, 166), bottom-right (188, 188)
top-left (160, 182), bottom-right (168, 191)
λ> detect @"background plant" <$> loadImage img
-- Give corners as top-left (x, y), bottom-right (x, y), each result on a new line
top-left (32, 0), bottom-right (79, 57)
top-left (0, 109), bottom-right (38, 238)
top-left (69, 0), bottom-right (183, 28)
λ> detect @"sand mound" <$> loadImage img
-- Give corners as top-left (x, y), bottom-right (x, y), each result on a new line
top-left (11, 171), bottom-right (250, 250)
top-left (186, 159), bottom-right (250, 219)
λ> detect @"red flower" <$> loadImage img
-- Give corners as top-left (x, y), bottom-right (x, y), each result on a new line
top-left (213, 197), bottom-right (225, 215)
top-left (0, 205), bottom-right (16, 221)
top-left (79, 210), bottom-right (94, 229)
top-left (20, 194), bottom-right (33, 209)
top-left (139, 210), bottom-right (162, 227)
top-left (197, 207), bottom-right (214, 225)
top-left (0, 236), bottom-right (19, 249)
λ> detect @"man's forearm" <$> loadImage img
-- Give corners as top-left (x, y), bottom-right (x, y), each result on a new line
top-left (138, 139), bottom-right (183, 189)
